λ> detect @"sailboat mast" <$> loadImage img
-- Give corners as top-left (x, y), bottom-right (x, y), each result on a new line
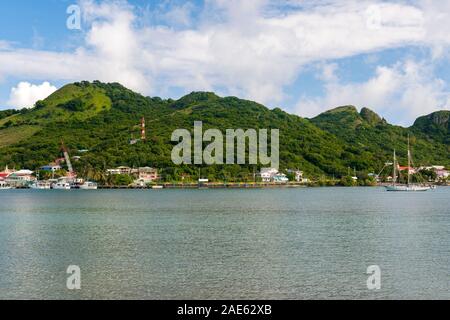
top-left (393, 150), bottom-right (397, 186)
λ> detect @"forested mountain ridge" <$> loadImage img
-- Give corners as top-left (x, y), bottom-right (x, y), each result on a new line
top-left (0, 81), bottom-right (448, 180)
top-left (411, 110), bottom-right (449, 145)
top-left (310, 106), bottom-right (449, 171)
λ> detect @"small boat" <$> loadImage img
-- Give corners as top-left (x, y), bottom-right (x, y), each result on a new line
top-left (0, 181), bottom-right (12, 190)
top-left (152, 185), bottom-right (163, 189)
top-left (52, 182), bottom-right (71, 190)
top-left (385, 136), bottom-right (431, 192)
top-left (79, 181), bottom-right (98, 190)
top-left (30, 181), bottom-right (51, 190)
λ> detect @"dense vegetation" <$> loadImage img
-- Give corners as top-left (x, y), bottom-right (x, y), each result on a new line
top-left (0, 81), bottom-right (448, 183)
top-left (412, 111), bottom-right (449, 145)
top-left (309, 106), bottom-right (449, 173)
top-left (0, 109), bottom-right (21, 121)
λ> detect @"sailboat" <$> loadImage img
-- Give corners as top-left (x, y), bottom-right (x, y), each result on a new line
top-left (385, 137), bottom-right (431, 192)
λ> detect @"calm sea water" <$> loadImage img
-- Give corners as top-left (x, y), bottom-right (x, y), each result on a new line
top-left (0, 187), bottom-right (448, 300)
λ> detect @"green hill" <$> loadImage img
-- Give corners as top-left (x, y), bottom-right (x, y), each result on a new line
top-left (310, 106), bottom-right (449, 170)
top-left (412, 110), bottom-right (449, 145)
top-left (0, 81), bottom-right (448, 181)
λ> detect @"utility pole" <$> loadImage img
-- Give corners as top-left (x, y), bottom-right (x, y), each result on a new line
top-left (407, 134), bottom-right (411, 186)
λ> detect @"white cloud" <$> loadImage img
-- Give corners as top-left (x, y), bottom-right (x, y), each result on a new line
top-left (418, 0), bottom-right (450, 59)
top-left (7, 82), bottom-right (57, 109)
top-left (147, 1), bottom-right (196, 28)
top-left (0, 0), bottom-right (449, 123)
top-left (295, 60), bottom-right (450, 126)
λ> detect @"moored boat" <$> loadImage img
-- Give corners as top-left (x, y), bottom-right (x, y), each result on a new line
top-left (30, 181), bottom-right (52, 190)
top-left (0, 181), bottom-right (12, 190)
top-left (52, 182), bottom-right (71, 190)
top-left (79, 181), bottom-right (98, 190)
top-left (385, 185), bottom-right (431, 192)
top-left (385, 136), bottom-right (432, 192)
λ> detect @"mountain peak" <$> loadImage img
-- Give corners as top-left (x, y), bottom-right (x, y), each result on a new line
top-left (325, 105), bottom-right (358, 114)
top-left (360, 107), bottom-right (383, 125)
top-left (24, 81), bottom-right (112, 124)
top-left (412, 110), bottom-right (449, 144)
top-left (171, 91), bottom-right (220, 109)
top-left (413, 110), bottom-right (449, 129)
top-left (425, 110), bottom-right (447, 124)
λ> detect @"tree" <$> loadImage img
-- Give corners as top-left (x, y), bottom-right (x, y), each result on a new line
top-left (109, 174), bottom-right (134, 186)
top-left (340, 176), bottom-right (356, 187)
top-left (418, 169), bottom-right (437, 182)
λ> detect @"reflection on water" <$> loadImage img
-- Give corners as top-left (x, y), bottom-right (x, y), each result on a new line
top-left (0, 187), bottom-right (449, 299)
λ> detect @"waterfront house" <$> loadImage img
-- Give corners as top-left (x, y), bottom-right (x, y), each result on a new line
top-left (287, 169), bottom-right (304, 182)
top-left (260, 168), bottom-right (279, 182)
top-left (107, 166), bottom-right (133, 175)
top-left (132, 167), bottom-right (159, 187)
top-left (5, 169), bottom-right (35, 187)
top-left (138, 167), bottom-right (158, 181)
top-left (436, 168), bottom-right (449, 180)
top-left (108, 166), bottom-right (159, 186)
top-left (260, 168), bottom-right (289, 183)
top-left (133, 167), bottom-right (159, 186)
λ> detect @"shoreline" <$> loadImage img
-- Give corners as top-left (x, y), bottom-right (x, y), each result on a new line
top-left (5, 182), bottom-right (447, 190)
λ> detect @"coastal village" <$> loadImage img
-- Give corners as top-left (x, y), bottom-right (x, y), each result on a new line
top-left (0, 118), bottom-right (448, 190)
top-left (0, 160), bottom-right (448, 190)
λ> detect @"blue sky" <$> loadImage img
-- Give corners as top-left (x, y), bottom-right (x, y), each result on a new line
top-left (0, 0), bottom-right (449, 126)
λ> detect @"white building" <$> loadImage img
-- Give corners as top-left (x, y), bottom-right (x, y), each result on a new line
top-left (136, 167), bottom-right (159, 183)
top-left (260, 168), bottom-right (289, 183)
top-left (436, 168), bottom-right (449, 180)
top-left (130, 167), bottom-right (159, 187)
top-left (107, 166), bottom-right (132, 175)
top-left (260, 168), bottom-right (279, 182)
top-left (287, 169), bottom-right (304, 182)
